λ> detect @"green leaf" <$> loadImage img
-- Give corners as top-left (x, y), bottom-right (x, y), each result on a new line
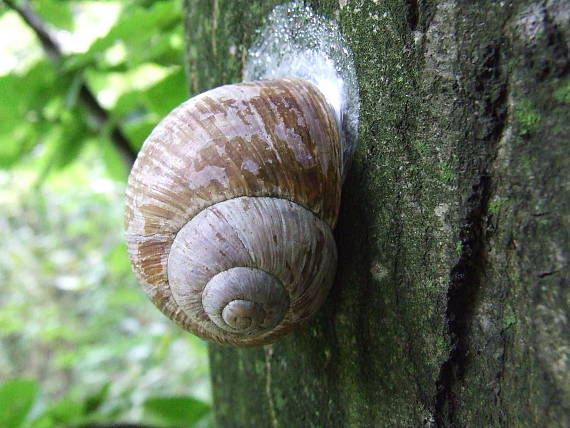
top-left (64, 71), bottom-right (86, 109)
top-left (30, 398), bottom-right (85, 428)
top-left (0, 127), bottom-right (27, 167)
top-left (143, 396), bottom-right (210, 427)
top-left (0, 62), bottom-right (57, 130)
top-left (84, 383), bottom-right (111, 415)
top-left (0, 61), bottom-right (72, 168)
top-left (112, 90), bottom-right (147, 118)
top-left (52, 119), bottom-right (91, 170)
top-left (32, 0), bottom-right (74, 30)
top-left (106, 242), bottom-right (132, 276)
top-left (0, 379), bottom-right (38, 428)
top-left (145, 67), bottom-right (189, 116)
top-left (100, 138), bottom-right (128, 181)
top-left (34, 113), bottom-right (93, 184)
top-left (123, 24), bottom-right (184, 67)
top-left (123, 119), bottom-right (156, 152)
top-left (65, 1), bottom-right (181, 70)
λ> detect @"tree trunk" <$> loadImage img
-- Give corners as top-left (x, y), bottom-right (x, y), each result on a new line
top-left (183, 1), bottom-right (570, 426)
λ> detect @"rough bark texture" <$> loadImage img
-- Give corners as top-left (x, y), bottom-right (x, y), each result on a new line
top-left (183, 1), bottom-right (570, 426)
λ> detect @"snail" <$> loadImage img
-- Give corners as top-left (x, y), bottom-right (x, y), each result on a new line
top-left (124, 78), bottom-right (344, 346)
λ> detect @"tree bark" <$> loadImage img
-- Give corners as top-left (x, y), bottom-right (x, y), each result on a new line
top-left (184, 1), bottom-right (570, 426)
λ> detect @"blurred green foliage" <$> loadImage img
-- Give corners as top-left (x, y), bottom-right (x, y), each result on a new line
top-left (0, 377), bottom-right (212, 428)
top-left (0, 0), bottom-right (211, 427)
top-left (0, 0), bottom-right (189, 177)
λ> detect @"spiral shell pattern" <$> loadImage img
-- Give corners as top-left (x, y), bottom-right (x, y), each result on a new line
top-left (125, 78), bottom-right (342, 346)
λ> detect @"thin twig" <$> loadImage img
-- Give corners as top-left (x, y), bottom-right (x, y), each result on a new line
top-left (3, 0), bottom-right (137, 168)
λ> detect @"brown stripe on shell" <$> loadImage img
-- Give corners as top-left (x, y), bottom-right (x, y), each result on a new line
top-left (124, 78), bottom-right (342, 346)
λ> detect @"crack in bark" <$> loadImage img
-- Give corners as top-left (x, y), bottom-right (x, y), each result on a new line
top-left (537, 270), bottom-right (560, 278)
top-left (537, 3), bottom-right (570, 80)
top-left (405, 0), bottom-right (419, 31)
top-left (433, 174), bottom-right (492, 428)
top-left (431, 2), bottom-right (513, 421)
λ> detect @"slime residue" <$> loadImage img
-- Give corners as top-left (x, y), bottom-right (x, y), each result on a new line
top-left (244, 1), bottom-right (360, 177)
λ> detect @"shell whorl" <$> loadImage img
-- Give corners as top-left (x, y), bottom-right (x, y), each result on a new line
top-left (202, 267), bottom-right (289, 334)
top-left (125, 78), bottom-right (342, 346)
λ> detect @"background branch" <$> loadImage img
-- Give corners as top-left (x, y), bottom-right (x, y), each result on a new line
top-left (3, 0), bottom-right (137, 168)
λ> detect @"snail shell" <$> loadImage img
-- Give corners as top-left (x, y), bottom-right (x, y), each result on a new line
top-left (124, 78), bottom-right (342, 346)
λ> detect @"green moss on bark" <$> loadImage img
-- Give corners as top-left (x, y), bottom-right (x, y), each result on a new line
top-left (184, 0), bottom-right (570, 426)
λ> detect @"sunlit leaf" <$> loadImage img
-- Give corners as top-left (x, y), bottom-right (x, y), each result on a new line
top-left (145, 66), bottom-right (189, 116)
top-left (0, 379), bottom-right (38, 428)
top-left (123, 119), bottom-right (156, 152)
top-left (143, 396), bottom-right (211, 427)
top-left (0, 63), bottom-right (54, 130)
top-left (65, 1), bottom-right (181, 71)
top-left (32, 0), bottom-right (74, 30)
top-left (106, 242), bottom-right (132, 275)
top-left (124, 24), bottom-right (185, 67)
top-left (52, 116), bottom-right (92, 169)
top-left (34, 115), bottom-right (93, 184)
top-left (111, 90), bottom-right (147, 118)
top-left (0, 62), bottom-right (74, 168)
top-left (0, 127), bottom-right (28, 168)
top-left (31, 398), bottom-right (85, 427)
top-left (100, 138), bottom-right (128, 181)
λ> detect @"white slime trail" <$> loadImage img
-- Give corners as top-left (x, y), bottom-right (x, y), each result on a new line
top-left (244, 1), bottom-right (360, 178)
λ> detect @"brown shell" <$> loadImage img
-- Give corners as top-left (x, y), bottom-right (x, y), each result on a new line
top-left (124, 78), bottom-right (342, 346)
